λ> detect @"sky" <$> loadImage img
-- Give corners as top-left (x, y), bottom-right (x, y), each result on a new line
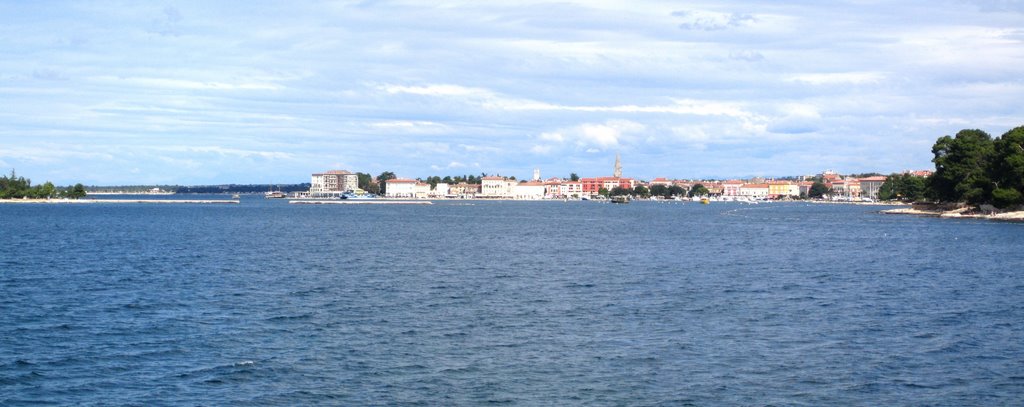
top-left (1, 1), bottom-right (1023, 185)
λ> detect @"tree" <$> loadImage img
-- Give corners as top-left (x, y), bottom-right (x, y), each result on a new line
top-left (649, 184), bottom-right (668, 198)
top-left (633, 185), bottom-right (649, 198)
top-left (64, 183), bottom-right (87, 199)
top-left (879, 173), bottom-right (926, 202)
top-left (610, 186), bottom-right (631, 196)
top-left (808, 181), bottom-right (830, 198)
top-left (38, 182), bottom-right (56, 199)
top-left (688, 184), bottom-right (709, 197)
top-left (570, 173), bottom-right (580, 181)
top-left (668, 185), bottom-right (686, 197)
top-left (377, 171), bottom-right (396, 195)
top-left (929, 129), bottom-right (995, 204)
top-left (598, 187), bottom-right (609, 197)
top-left (990, 126), bottom-right (1024, 207)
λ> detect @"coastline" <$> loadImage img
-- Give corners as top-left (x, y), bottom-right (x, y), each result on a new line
top-left (881, 207), bottom-right (1024, 222)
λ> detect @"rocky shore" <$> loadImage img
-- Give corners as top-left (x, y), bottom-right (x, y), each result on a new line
top-left (881, 204), bottom-right (1024, 222)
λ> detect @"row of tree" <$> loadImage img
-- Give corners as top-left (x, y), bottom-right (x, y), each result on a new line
top-left (0, 170), bottom-right (87, 199)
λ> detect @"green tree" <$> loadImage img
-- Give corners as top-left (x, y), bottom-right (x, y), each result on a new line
top-left (598, 187), bottom-right (609, 197)
top-left (633, 185), bottom-right (649, 198)
top-left (929, 129), bottom-right (995, 204)
top-left (377, 171), bottom-right (396, 195)
top-left (570, 173), bottom-right (580, 181)
top-left (610, 186), bottom-right (631, 196)
top-left (38, 181), bottom-right (56, 199)
top-left (990, 126), bottom-right (1024, 207)
top-left (64, 183), bottom-right (87, 199)
top-left (879, 174), bottom-right (927, 202)
top-left (668, 185), bottom-right (686, 197)
top-left (649, 184), bottom-right (668, 198)
top-left (808, 181), bottom-right (830, 198)
top-left (688, 183), bottom-right (709, 197)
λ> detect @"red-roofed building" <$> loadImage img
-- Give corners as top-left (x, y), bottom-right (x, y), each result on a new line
top-left (579, 177), bottom-right (636, 195)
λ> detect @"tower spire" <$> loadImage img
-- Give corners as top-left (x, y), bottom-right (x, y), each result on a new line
top-left (613, 153), bottom-right (622, 178)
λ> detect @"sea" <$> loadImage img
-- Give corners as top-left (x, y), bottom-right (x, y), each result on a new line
top-left (2, 196), bottom-right (1023, 406)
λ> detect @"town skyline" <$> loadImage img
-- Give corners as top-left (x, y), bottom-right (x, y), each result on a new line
top-left (3, 2), bottom-right (1022, 185)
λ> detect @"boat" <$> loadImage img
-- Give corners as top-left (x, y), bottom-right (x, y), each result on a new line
top-left (611, 195), bottom-right (630, 204)
top-left (264, 188), bottom-right (287, 199)
top-left (700, 198), bottom-right (710, 205)
top-left (340, 191), bottom-right (377, 200)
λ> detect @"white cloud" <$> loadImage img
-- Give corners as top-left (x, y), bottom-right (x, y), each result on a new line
top-left (531, 145), bottom-right (553, 154)
top-left (89, 76), bottom-right (283, 91)
top-left (786, 72), bottom-right (886, 85)
top-left (536, 120), bottom-right (647, 152)
top-left (672, 10), bottom-right (757, 31)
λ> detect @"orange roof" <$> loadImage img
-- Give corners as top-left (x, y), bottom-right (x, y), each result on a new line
top-left (859, 176), bottom-right (887, 182)
top-left (518, 181), bottom-right (544, 186)
top-left (386, 178), bottom-right (417, 183)
top-left (742, 184), bottom-right (769, 188)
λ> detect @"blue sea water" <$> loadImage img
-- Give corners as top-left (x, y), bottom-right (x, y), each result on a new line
top-left (1, 197), bottom-right (1023, 405)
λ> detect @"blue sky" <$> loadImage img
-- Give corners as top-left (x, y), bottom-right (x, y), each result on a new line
top-left (2, 1), bottom-right (1023, 185)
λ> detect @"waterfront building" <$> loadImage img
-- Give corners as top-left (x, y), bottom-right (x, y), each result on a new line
top-left (579, 177), bottom-right (636, 195)
top-left (798, 181), bottom-right (814, 197)
top-left (559, 181), bottom-right (583, 198)
top-left (722, 180), bottom-right (744, 196)
top-left (513, 181), bottom-right (546, 200)
top-left (432, 183), bottom-right (450, 198)
top-left (858, 176), bottom-right (887, 199)
top-left (384, 178), bottom-right (418, 198)
top-left (649, 177), bottom-right (673, 187)
top-left (480, 176), bottom-right (516, 198)
top-left (414, 182), bottom-right (432, 199)
top-left (449, 182), bottom-right (480, 198)
top-left (739, 183), bottom-right (770, 198)
top-left (311, 170), bottom-right (359, 196)
top-left (830, 179), bottom-right (862, 198)
top-left (768, 181), bottom-right (799, 199)
top-left (704, 182), bottom-right (724, 196)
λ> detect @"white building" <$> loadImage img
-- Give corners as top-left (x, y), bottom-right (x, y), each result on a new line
top-left (384, 178), bottom-right (418, 198)
top-left (560, 181), bottom-right (583, 198)
top-left (739, 183), bottom-right (769, 198)
top-left (432, 183), bottom-right (450, 198)
top-left (311, 170), bottom-right (359, 195)
top-left (722, 180), bottom-right (744, 196)
top-left (480, 176), bottom-right (515, 198)
top-left (513, 181), bottom-right (546, 200)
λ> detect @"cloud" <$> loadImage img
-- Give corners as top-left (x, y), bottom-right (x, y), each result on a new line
top-left (531, 145), bottom-right (553, 155)
top-left (672, 10), bottom-right (757, 31)
top-left (381, 82), bottom-right (759, 119)
top-left (786, 72), bottom-right (886, 85)
top-left (367, 120), bottom-right (449, 133)
top-left (729, 50), bottom-right (764, 62)
top-left (89, 76), bottom-right (283, 91)
top-left (534, 120), bottom-right (647, 153)
top-left (32, 69), bottom-right (68, 81)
